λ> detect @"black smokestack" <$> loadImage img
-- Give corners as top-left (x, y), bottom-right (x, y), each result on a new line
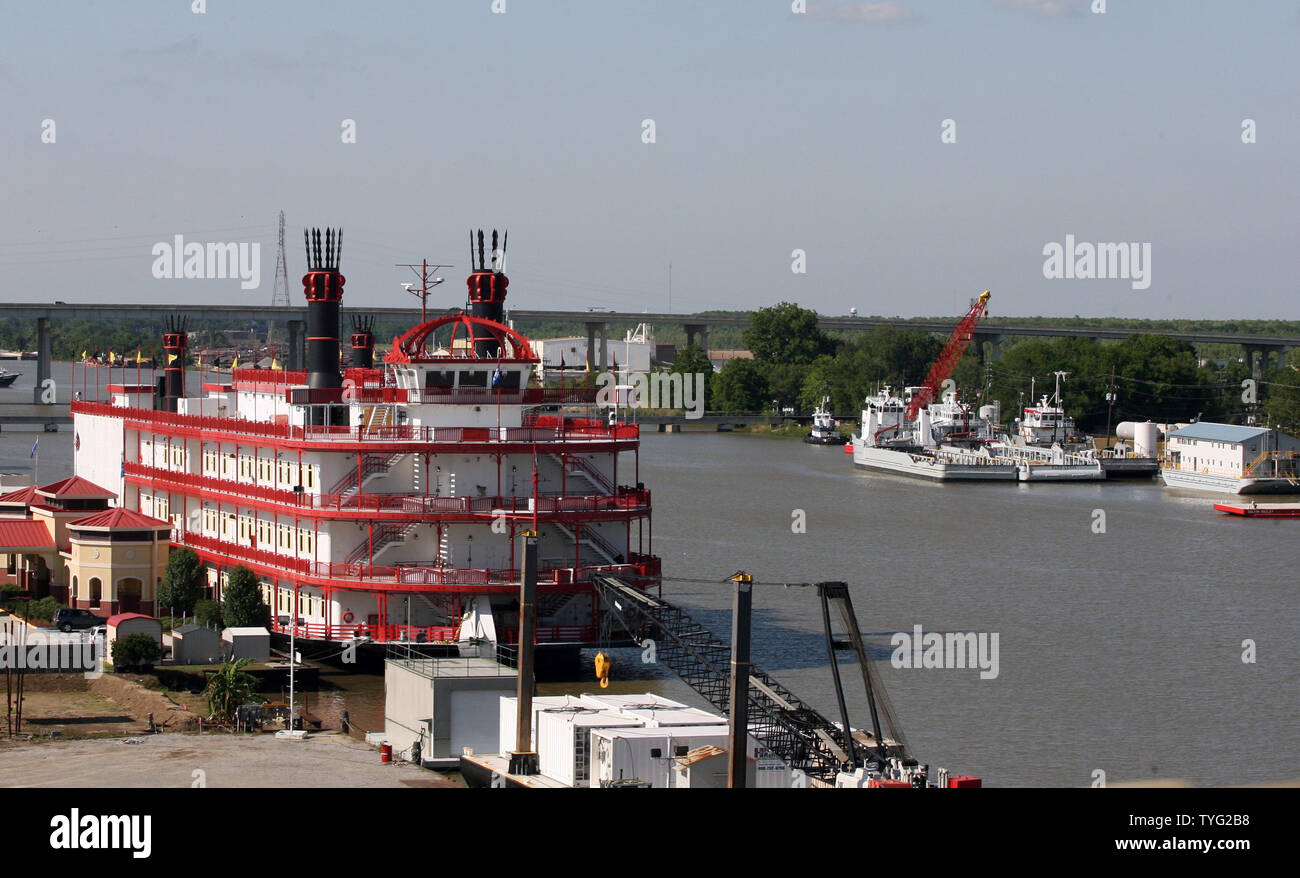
top-left (302, 227), bottom-right (345, 388)
top-left (350, 314), bottom-right (375, 369)
top-left (162, 314), bottom-right (188, 413)
top-left (466, 228), bottom-right (508, 357)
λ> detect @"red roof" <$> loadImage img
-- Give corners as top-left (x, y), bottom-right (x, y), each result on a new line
top-left (36, 477), bottom-right (116, 499)
top-left (69, 508), bottom-right (171, 530)
top-left (107, 613), bottom-right (159, 628)
top-left (0, 486), bottom-right (39, 504)
top-left (0, 519), bottom-right (54, 550)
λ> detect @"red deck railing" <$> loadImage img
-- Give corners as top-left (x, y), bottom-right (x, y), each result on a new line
top-left (73, 401), bottom-right (638, 444)
top-left (171, 529), bottom-right (659, 588)
top-left (126, 462), bottom-right (650, 518)
top-left (268, 617), bottom-right (598, 644)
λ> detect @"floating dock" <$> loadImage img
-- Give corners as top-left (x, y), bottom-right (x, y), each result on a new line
top-left (1214, 501), bottom-right (1300, 518)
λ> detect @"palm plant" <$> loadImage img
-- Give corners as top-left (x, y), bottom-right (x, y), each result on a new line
top-left (204, 659), bottom-right (257, 723)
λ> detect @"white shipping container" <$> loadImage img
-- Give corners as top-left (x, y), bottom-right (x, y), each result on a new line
top-left (498, 695), bottom-right (591, 754)
top-left (617, 707), bottom-right (729, 728)
top-left (590, 725), bottom-right (734, 788)
top-left (536, 709), bottom-right (644, 787)
top-left (578, 693), bottom-right (688, 711)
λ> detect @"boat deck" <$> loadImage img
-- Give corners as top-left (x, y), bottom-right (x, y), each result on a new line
top-left (1214, 501), bottom-right (1300, 518)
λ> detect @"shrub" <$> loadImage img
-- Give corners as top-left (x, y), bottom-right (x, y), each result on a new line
top-left (204, 659), bottom-right (258, 723)
top-left (112, 633), bottom-right (160, 672)
top-left (26, 597), bottom-right (62, 623)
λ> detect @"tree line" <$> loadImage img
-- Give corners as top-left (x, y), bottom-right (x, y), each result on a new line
top-left (703, 303), bottom-right (1300, 434)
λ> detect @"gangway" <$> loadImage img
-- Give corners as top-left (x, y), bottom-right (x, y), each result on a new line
top-left (592, 574), bottom-right (907, 783)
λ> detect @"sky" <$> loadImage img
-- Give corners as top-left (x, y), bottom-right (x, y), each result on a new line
top-left (1, 0), bottom-right (1296, 320)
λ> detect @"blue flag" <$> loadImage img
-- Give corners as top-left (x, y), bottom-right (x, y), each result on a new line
top-left (29, 438), bottom-right (38, 458)
top-left (491, 365), bottom-right (503, 389)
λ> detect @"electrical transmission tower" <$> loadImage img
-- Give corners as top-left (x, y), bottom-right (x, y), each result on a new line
top-left (271, 210), bottom-right (289, 307)
top-left (267, 210), bottom-right (289, 356)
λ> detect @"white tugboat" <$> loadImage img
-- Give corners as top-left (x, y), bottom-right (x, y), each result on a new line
top-left (849, 386), bottom-right (1017, 480)
top-left (804, 396), bottom-right (842, 445)
top-left (847, 292), bottom-right (1019, 481)
top-left (992, 371), bottom-right (1103, 481)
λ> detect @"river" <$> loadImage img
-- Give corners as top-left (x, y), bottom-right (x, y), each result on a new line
top-left (2, 363), bottom-right (1296, 786)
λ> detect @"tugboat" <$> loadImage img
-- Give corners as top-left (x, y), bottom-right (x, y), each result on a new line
top-left (804, 396), bottom-right (842, 444)
top-left (993, 372), bottom-right (1103, 481)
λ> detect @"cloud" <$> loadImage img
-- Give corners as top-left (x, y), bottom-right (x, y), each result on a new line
top-left (804, 2), bottom-right (916, 23)
top-left (992, 0), bottom-right (1077, 15)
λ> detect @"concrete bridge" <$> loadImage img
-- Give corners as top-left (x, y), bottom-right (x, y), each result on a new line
top-left (0, 302), bottom-right (1293, 404)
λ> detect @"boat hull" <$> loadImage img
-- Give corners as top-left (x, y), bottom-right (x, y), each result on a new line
top-left (1161, 468), bottom-right (1300, 495)
top-left (852, 443), bottom-right (1017, 481)
top-left (1016, 462), bottom-right (1104, 481)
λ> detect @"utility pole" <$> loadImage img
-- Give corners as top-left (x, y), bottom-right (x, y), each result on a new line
top-left (1104, 366), bottom-right (1118, 450)
top-left (727, 571), bottom-right (753, 789)
top-left (508, 530), bottom-right (540, 776)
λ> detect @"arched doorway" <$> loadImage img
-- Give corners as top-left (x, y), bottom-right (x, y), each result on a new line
top-left (88, 577), bottom-right (102, 608)
top-left (117, 577), bottom-right (142, 614)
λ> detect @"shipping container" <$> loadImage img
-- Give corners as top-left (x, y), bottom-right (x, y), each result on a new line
top-left (498, 694), bottom-right (592, 754)
top-left (578, 693), bottom-right (689, 712)
top-left (589, 725), bottom-right (734, 788)
top-left (536, 708), bottom-right (644, 787)
top-left (615, 706), bottom-right (729, 728)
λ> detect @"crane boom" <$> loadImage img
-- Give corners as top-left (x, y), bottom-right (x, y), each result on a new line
top-left (905, 290), bottom-right (991, 421)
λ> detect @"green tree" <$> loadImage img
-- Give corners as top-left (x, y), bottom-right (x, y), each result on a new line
top-left (759, 362), bottom-right (810, 410)
top-left (157, 547), bottom-right (205, 615)
top-left (1263, 364), bottom-right (1300, 433)
top-left (195, 599), bottom-right (224, 630)
top-left (711, 359), bottom-right (769, 411)
top-left (743, 302), bottom-right (837, 365)
top-left (204, 659), bottom-right (258, 723)
top-left (669, 344), bottom-right (713, 409)
top-left (112, 633), bottom-right (160, 672)
top-left (222, 566), bottom-right (271, 629)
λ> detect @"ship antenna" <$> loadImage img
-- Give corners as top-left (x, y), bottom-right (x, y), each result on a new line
top-left (500, 230), bottom-right (507, 273)
top-left (477, 230), bottom-right (486, 272)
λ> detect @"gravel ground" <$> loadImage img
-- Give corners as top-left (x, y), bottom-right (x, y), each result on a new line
top-left (0, 731), bottom-right (462, 788)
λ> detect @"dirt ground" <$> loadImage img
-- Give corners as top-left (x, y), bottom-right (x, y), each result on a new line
top-left (0, 731), bottom-right (463, 788)
top-left (5, 673), bottom-right (200, 738)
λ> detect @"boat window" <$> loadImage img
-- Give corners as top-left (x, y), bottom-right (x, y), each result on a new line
top-left (460, 370), bottom-right (489, 388)
top-left (425, 369), bottom-right (455, 390)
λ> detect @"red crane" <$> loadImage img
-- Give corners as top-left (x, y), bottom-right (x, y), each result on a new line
top-left (904, 290), bottom-right (991, 421)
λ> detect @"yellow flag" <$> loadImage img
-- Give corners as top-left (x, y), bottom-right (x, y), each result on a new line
top-left (80, 349), bottom-right (87, 361)
top-left (197, 356), bottom-right (203, 370)
top-left (271, 357), bottom-right (281, 370)
top-left (136, 347), bottom-right (142, 363)
top-left (168, 353), bottom-right (178, 364)
top-left (231, 356), bottom-right (239, 371)
top-left (109, 350), bottom-right (116, 364)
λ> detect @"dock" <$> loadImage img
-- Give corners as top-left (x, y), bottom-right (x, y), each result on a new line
top-left (459, 753), bottom-right (572, 788)
top-left (1099, 456), bottom-right (1160, 477)
top-left (0, 403), bottom-right (72, 431)
top-left (1213, 501), bottom-right (1300, 518)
